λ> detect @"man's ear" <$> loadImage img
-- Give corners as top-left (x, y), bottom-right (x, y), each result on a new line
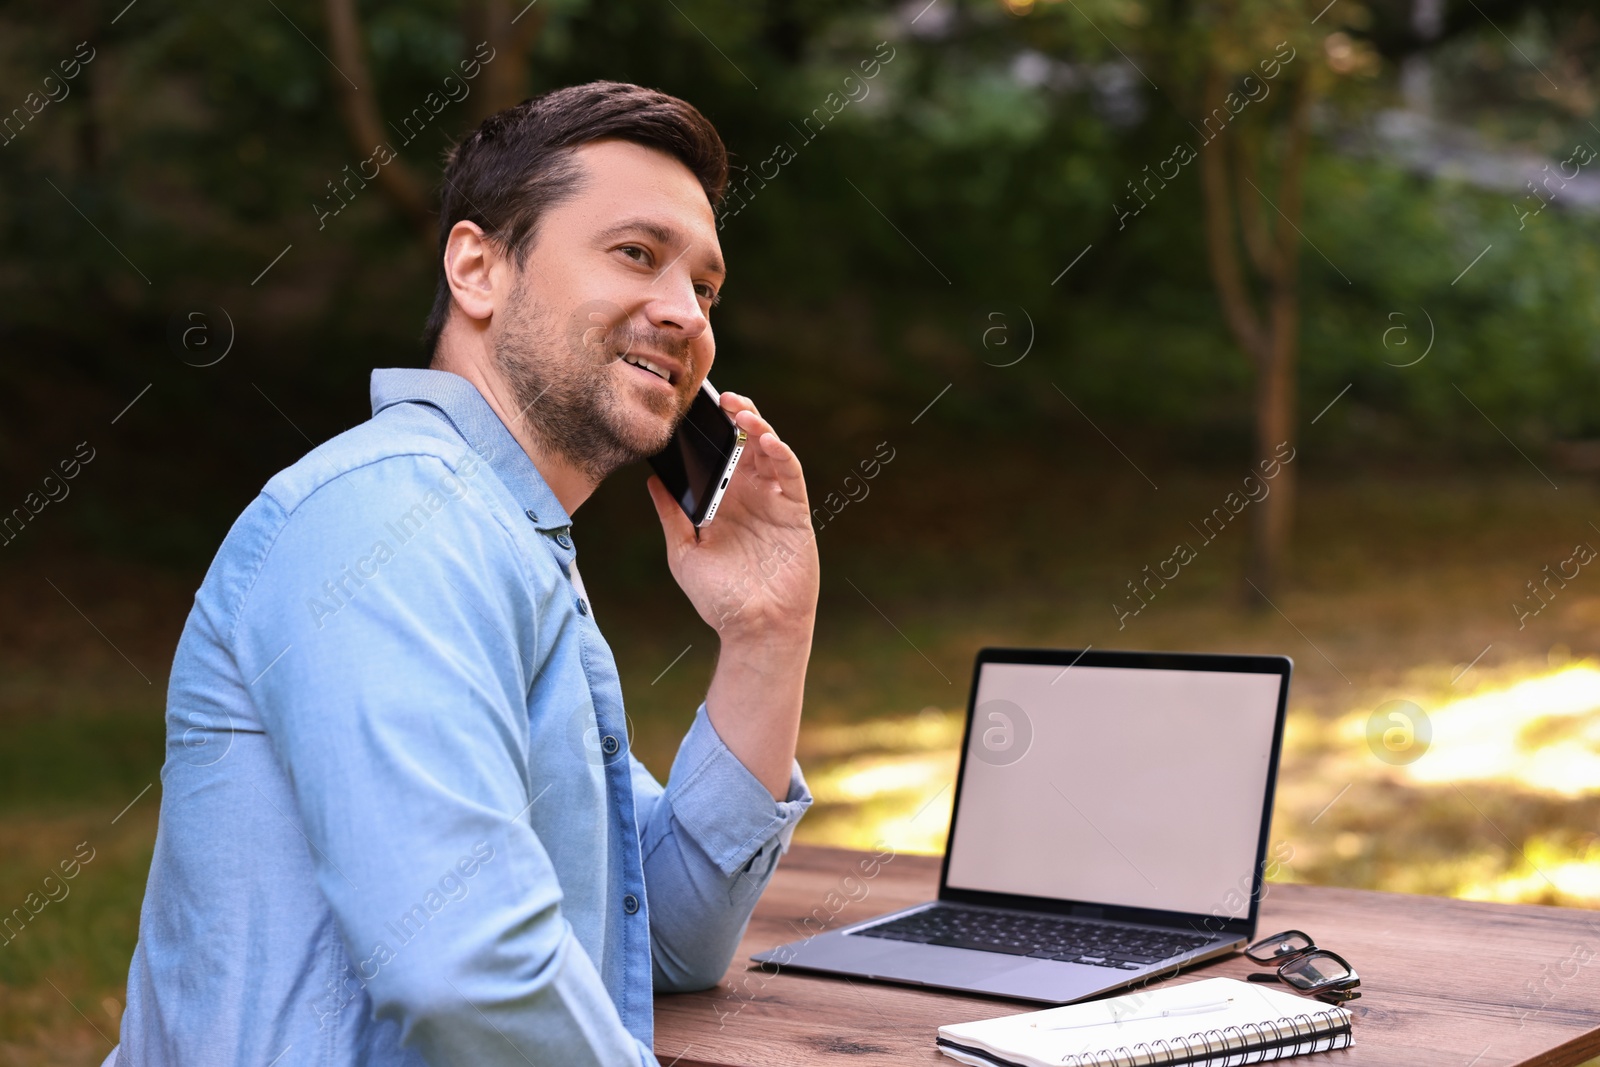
top-left (443, 220), bottom-right (503, 323)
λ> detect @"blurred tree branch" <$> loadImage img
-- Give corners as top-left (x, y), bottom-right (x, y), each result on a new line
top-left (324, 0), bottom-right (435, 249)
top-left (322, 0), bottom-right (549, 256)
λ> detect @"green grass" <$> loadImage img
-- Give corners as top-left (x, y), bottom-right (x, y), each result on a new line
top-left (0, 705), bottom-right (162, 1063)
top-left (0, 709), bottom-right (164, 811)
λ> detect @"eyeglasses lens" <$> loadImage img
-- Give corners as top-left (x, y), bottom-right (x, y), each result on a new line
top-left (1247, 931), bottom-right (1314, 963)
top-left (1279, 953), bottom-right (1353, 990)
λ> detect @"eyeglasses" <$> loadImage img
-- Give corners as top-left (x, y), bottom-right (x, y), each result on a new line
top-left (1244, 930), bottom-right (1361, 1004)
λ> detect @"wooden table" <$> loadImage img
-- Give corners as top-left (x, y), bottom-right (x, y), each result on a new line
top-left (654, 845), bottom-right (1600, 1067)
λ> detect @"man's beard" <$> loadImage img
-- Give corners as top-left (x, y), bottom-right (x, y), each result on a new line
top-left (492, 278), bottom-right (694, 485)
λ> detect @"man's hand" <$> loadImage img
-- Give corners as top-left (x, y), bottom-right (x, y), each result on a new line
top-left (645, 390), bottom-right (819, 799)
top-left (645, 391), bottom-right (820, 643)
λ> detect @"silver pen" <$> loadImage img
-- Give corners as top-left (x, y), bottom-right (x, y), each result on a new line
top-left (1039, 997), bottom-right (1235, 1031)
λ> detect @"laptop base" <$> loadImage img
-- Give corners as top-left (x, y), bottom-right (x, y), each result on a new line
top-left (753, 905), bottom-right (1242, 1004)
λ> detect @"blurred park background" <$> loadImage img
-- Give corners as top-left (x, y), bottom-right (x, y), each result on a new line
top-left (4, 0), bottom-right (1600, 1061)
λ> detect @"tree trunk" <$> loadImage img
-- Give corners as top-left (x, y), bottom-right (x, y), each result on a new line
top-left (1244, 76), bottom-right (1313, 599)
top-left (1196, 68), bottom-right (1316, 601)
top-left (462, 0), bottom-right (546, 126)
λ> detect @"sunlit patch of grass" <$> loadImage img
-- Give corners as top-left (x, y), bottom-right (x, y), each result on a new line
top-left (1456, 834), bottom-right (1600, 906)
top-left (795, 786), bottom-right (956, 856)
top-left (793, 707), bottom-right (961, 854)
top-left (1271, 659), bottom-right (1600, 906)
top-left (797, 705), bottom-right (964, 759)
top-left (1396, 662), bottom-right (1600, 796)
top-left (812, 751), bottom-right (953, 804)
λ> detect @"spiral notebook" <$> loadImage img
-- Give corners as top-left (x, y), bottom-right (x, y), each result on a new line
top-left (936, 977), bottom-right (1353, 1067)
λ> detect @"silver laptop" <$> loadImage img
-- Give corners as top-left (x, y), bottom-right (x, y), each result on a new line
top-left (752, 647), bottom-right (1292, 1003)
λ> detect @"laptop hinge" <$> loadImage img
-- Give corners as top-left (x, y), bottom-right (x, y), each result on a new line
top-left (1069, 904), bottom-right (1104, 919)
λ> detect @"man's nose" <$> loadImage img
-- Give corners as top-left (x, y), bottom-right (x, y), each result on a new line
top-left (645, 270), bottom-right (709, 342)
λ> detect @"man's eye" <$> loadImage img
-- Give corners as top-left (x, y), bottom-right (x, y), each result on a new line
top-left (619, 245), bottom-right (650, 263)
top-left (696, 284), bottom-right (721, 306)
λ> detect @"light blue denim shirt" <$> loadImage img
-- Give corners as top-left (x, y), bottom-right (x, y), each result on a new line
top-left (112, 368), bottom-right (811, 1067)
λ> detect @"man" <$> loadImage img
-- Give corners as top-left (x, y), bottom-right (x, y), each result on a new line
top-left (110, 80), bottom-right (820, 1066)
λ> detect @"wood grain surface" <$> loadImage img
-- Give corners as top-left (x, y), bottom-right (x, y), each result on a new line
top-left (654, 845), bottom-right (1600, 1067)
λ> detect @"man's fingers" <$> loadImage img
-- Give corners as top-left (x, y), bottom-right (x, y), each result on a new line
top-left (731, 409), bottom-right (777, 451)
top-left (722, 394), bottom-right (778, 438)
top-left (742, 421), bottom-right (795, 488)
top-left (719, 391), bottom-right (758, 419)
top-left (718, 393), bottom-right (805, 498)
top-left (752, 430), bottom-right (806, 502)
top-left (721, 402), bottom-right (778, 479)
top-left (741, 425), bottom-right (781, 483)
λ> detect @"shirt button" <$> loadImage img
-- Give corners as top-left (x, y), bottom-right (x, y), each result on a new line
top-left (524, 508), bottom-right (538, 522)
top-left (577, 599), bottom-right (589, 616)
top-left (623, 894), bottom-right (639, 915)
top-left (600, 734), bottom-right (619, 756)
top-left (555, 530), bottom-right (573, 549)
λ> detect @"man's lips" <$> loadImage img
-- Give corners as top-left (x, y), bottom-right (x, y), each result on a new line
top-left (618, 349), bottom-right (685, 385)
top-left (622, 358), bottom-right (675, 389)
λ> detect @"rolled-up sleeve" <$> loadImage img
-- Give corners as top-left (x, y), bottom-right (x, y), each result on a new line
top-left (236, 455), bottom-right (650, 1066)
top-left (633, 703), bottom-right (812, 991)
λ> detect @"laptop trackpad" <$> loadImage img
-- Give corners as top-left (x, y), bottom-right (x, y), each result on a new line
top-left (837, 941), bottom-right (1121, 1003)
top-left (840, 938), bottom-right (1031, 982)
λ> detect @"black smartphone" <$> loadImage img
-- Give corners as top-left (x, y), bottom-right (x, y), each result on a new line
top-left (648, 378), bottom-right (748, 527)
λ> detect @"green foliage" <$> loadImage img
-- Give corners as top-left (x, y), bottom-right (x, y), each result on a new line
top-left (1304, 156), bottom-right (1600, 447)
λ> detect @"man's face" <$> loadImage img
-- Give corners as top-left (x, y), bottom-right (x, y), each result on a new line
top-left (489, 138), bottom-right (724, 484)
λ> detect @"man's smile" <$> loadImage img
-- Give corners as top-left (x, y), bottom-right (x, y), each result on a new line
top-left (620, 351), bottom-right (675, 385)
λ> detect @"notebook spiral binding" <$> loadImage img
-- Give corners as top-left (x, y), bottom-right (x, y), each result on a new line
top-left (1059, 1008), bottom-right (1350, 1067)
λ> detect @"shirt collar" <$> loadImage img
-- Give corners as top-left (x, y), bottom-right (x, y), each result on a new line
top-left (369, 368), bottom-right (574, 533)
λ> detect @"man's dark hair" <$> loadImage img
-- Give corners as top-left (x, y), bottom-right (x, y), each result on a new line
top-left (422, 80), bottom-right (729, 358)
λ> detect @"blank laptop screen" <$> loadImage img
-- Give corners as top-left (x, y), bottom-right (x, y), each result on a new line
top-left (943, 661), bottom-right (1283, 919)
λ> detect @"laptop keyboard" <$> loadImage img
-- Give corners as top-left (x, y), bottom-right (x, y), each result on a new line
top-left (853, 904), bottom-right (1213, 969)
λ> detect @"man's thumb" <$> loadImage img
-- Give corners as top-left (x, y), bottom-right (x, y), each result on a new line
top-left (646, 474), bottom-right (695, 546)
